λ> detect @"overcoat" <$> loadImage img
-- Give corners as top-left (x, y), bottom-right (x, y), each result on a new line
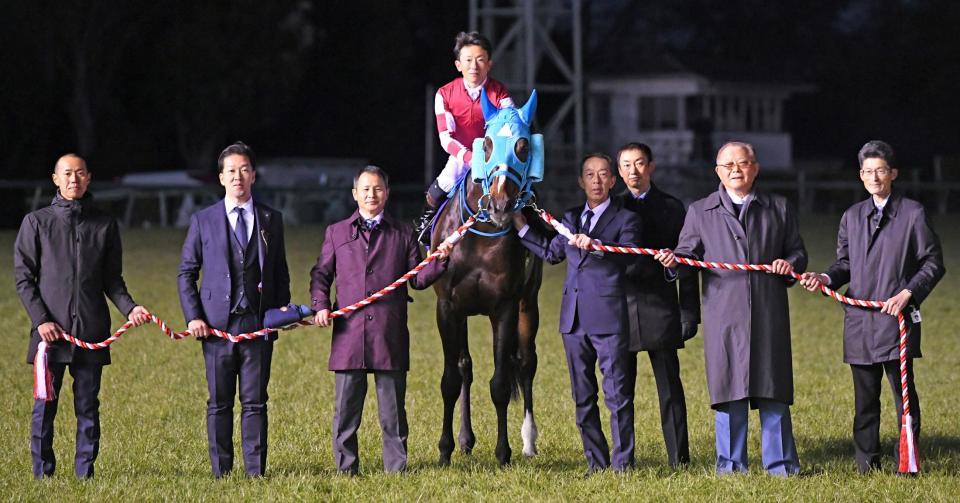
top-left (674, 185), bottom-right (807, 406)
top-left (617, 185), bottom-right (700, 352)
top-left (520, 197), bottom-right (640, 335)
top-left (15, 193), bottom-right (137, 365)
top-left (310, 211), bottom-right (448, 371)
top-left (824, 193), bottom-right (945, 365)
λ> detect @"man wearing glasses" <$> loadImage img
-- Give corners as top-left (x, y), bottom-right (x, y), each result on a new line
top-left (800, 140), bottom-right (944, 473)
top-left (655, 142), bottom-right (807, 476)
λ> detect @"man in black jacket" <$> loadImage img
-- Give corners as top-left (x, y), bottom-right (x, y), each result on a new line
top-left (615, 142), bottom-right (700, 468)
top-left (14, 154), bottom-right (150, 479)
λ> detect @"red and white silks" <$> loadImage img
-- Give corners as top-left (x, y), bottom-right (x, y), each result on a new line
top-left (537, 208), bottom-right (921, 474)
top-left (30, 217), bottom-right (475, 401)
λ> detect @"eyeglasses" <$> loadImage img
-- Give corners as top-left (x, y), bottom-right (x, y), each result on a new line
top-left (860, 168), bottom-right (892, 177)
top-left (716, 160), bottom-right (754, 171)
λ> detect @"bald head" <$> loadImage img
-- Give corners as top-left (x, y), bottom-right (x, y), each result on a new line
top-left (52, 154), bottom-right (91, 200)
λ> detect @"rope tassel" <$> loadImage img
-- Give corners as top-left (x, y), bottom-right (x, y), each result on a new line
top-left (897, 313), bottom-right (920, 474)
top-left (33, 341), bottom-right (55, 401)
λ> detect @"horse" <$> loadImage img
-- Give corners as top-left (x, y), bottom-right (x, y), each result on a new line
top-left (430, 89), bottom-right (545, 466)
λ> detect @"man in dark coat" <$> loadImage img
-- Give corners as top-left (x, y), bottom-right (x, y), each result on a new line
top-left (310, 165), bottom-right (451, 475)
top-left (657, 142), bottom-right (808, 476)
top-left (14, 154), bottom-right (150, 479)
top-left (513, 153), bottom-right (640, 474)
top-left (178, 142), bottom-right (291, 478)
top-left (615, 142), bottom-right (700, 468)
top-left (801, 140), bottom-right (945, 473)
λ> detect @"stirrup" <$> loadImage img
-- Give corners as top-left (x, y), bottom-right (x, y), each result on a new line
top-left (414, 206), bottom-right (437, 245)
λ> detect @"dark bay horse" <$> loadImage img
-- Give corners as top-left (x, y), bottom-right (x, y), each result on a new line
top-left (430, 90), bottom-right (544, 466)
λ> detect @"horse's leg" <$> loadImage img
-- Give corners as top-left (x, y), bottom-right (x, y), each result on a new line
top-left (437, 301), bottom-right (466, 466)
top-left (458, 339), bottom-right (476, 455)
top-left (489, 305), bottom-right (520, 466)
top-left (518, 294), bottom-right (540, 457)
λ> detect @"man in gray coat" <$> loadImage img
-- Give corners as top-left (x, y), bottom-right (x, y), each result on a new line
top-left (801, 140), bottom-right (945, 473)
top-left (14, 154), bottom-right (150, 479)
top-left (656, 142), bottom-right (807, 476)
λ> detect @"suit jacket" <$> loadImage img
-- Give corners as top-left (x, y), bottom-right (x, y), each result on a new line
top-left (15, 193), bottom-right (137, 364)
top-left (178, 199), bottom-right (291, 333)
top-left (618, 185), bottom-right (701, 352)
top-left (520, 197), bottom-right (641, 335)
top-left (675, 185), bottom-right (807, 406)
top-left (824, 193), bottom-right (945, 365)
top-left (310, 211), bottom-right (448, 371)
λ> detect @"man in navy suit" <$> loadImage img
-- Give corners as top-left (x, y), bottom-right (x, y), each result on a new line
top-left (513, 153), bottom-right (641, 474)
top-left (178, 141), bottom-right (291, 478)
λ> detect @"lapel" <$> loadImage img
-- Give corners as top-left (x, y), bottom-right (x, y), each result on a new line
top-left (563, 208), bottom-right (586, 264)
top-left (588, 197), bottom-right (619, 239)
top-left (710, 187), bottom-right (748, 255)
top-left (866, 193), bottom-right (901, 253)
top-left (853, 198), bottom-right (874, 260)
top-left (255, 203), bottom-right (270, 273)
top-left (217, 199), bottom-right (231, 267)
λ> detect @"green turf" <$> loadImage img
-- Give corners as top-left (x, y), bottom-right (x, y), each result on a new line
top-left (0, 216), bottom-right (957, 501)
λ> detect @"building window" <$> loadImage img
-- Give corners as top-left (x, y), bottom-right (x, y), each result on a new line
top-left (637, 96), bottom-right (679, 130)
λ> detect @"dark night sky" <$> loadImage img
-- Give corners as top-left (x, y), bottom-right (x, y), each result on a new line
top-left (2, 0), bottom-right (958, 184)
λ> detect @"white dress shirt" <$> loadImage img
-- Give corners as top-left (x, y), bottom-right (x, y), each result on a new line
top-left (225, 197), bottom-right (255, 243)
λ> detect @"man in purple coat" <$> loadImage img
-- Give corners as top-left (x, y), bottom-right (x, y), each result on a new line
top-left (513, 153), bottom-right (641, 474)
top-left (657, 142), bottom-right (807, 476)
top-left (801, 141), bottom-right (945, 473)
top-left (310, 165), bottom-right (452, 475)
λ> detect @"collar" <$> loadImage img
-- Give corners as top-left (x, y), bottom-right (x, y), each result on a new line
top-left (859, 192), bottom-right (901, 220)
top-left (872, 194), bottom-right (890, 212)
top-left (706, 184), bottom-right (768, 210)
top-left (225, 197), bottom-right (254, 216)
top-left (725, 188), bottom-right (752, 205)
top-left (582, 197), bottom-right (612, 219)
top-left (630, 188), bottom-right (650, 200)
top-left (358, 210), bottom-right (384, 225)
top-left (463, 78), bottom-right (488, 101)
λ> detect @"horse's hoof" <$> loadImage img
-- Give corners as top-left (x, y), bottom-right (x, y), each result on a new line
top-left (522, 447), bottom-right (538, 458)
top-left (438, 454), bottom-right (452, 467)
top-left (496, 447), bottom-right (512, 467)
top-left (459, 435), bottom-right (476, 455)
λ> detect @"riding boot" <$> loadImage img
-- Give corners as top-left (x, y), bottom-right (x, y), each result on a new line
top-left (415, 180), bottom-right (448, 245)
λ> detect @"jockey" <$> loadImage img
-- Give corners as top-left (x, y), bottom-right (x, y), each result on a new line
top-left (415, 31), bottom-right (513, 243)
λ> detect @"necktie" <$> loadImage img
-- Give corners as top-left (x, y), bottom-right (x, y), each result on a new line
top-left (871, 206), bottom-right (883, 233)
top-left (364, 218), bottom-right (377, 232)
top-left (580, 210), bottom-right (594, 233)
top-left (234, 207), bottom-right (249, 249)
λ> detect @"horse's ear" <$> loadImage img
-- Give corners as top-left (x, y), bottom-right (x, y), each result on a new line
top-left (480, 88), bottom-right (498, 122)
top-left (518, 89), bottom-right (537, 125)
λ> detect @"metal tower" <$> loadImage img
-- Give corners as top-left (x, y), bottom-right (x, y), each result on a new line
top-left (469, 0), bottom-right (584, 166)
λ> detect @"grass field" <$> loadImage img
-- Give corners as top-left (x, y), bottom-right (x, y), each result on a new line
top-left (0, 215), bottom-right (958, 501)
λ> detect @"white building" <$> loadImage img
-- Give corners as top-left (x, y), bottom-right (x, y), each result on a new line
top-left (588, 72), bottom-right (811, 169)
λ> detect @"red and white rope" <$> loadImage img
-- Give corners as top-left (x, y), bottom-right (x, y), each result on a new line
top-left (537, 208), bottom-right (920, 473)
top-left (33, 217), bottom-right (476, 398)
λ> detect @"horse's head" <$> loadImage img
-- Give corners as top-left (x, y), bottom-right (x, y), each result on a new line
top-left (469, 89), bottom-right (544, 228)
